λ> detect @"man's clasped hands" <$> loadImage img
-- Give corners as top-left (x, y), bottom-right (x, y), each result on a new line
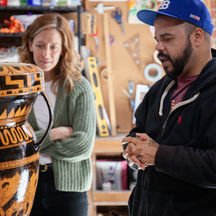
top-left (122, 133), bottom-right (159, 170)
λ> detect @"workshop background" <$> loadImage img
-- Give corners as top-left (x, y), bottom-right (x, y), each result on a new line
top-left (0, 0), bottom-right (214, 215)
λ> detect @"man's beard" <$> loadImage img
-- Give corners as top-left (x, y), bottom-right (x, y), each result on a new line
top-left (158, 38), bottom-right (193, 79)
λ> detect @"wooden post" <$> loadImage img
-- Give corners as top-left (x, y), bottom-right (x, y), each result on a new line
top-left (103, 13), bottom-right (117, 136)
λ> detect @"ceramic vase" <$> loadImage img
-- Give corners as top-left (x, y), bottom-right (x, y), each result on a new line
top-left (0, 63), bottom-right (52, 216)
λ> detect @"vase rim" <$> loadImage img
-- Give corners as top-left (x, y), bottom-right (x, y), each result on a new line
top-left (0, 63), bottom-right (44, 97)
top-left (0, 63), bottom-right (43, 75)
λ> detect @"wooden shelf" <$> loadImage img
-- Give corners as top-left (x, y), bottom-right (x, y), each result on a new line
top-left (0, 5), bottom-right (82, 51)
top-left (89, 134), bottom-right (130, 216)
top-left (94, 133), bottom-right (126, 154)
top-left (0, 5), bottom-right (79, 14)
top-left (93, 191), bottom-right (130, 206)
top-left (0, 33), bottom-right (23, 47)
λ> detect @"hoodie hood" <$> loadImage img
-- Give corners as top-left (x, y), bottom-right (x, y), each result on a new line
top-left (188, 56), bottom-right (216, 96)
top-left (172, 48), bottom-right (216, 97)
top-left (159, 51), bottom-right (216, 116)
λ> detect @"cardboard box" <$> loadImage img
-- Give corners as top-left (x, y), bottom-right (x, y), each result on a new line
top-left (96, 160), bottom-right (127, 190)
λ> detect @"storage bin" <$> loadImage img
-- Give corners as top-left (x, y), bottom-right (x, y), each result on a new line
top-left (0, 0), bottom-right (8, 5)
top-left (27, 0), bottom-right (42, 6)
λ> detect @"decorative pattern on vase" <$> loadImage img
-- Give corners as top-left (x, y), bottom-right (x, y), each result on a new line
top-left (0, 63), bottom-right (50, 216)
top-left (0, 64), bottom-right (43, 97)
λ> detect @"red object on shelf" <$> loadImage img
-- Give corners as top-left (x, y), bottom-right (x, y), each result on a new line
top-left (0, 0), bottom-right (7, 5)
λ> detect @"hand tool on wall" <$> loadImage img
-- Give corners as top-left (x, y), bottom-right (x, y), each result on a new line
top-left (93, 2), bottom-right (117, 135)
top-left (91, 28), bottom-right (99, 51)
top-left (94, 3), bottom-right (115, 14)
top-left (128, 80), bottom-right (135, 110)
top-left (123, 34), bottom-right (141, 71)
top-left (111, 8), bottom-right (125, 34)
top-left (87, 57), bottom-right (110, 137)
top-left (109, 34), bottom-right (115, 46)
top-left (121, 80), bottom-right (135, 111)
top-left (144, 63), bottom-right (162, 83)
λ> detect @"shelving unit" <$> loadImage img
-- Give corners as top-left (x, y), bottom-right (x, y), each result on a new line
top-left (0, 5), bottom-right (80, 13)
top-left (0, 5), bottom-right (82, 51)
top-left (89, 134), bottom-right (131, 216)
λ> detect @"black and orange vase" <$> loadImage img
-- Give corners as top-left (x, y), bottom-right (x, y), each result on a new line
top-left (0, 63), bottom-right (52, 215)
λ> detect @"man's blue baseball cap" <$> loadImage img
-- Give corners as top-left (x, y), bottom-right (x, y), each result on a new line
top-left (137, 0), bottom-right (214, 35)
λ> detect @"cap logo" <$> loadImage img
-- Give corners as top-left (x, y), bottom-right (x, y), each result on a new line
top-left (159, 0), bottom-right (170, 10)
top-left (190, 14), bottom-right (200, 21)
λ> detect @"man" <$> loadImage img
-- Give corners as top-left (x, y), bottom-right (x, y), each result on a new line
top-left (122, 0), bottom-right (216, 215)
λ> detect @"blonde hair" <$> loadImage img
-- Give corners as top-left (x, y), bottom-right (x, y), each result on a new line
top-left (18, 13), bottom-right (81, 93)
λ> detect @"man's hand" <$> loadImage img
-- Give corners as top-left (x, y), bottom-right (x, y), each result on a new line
top-left (122, 133), bottom-right (159, 168)
top-left (50, 126), bottom-right (73, 141)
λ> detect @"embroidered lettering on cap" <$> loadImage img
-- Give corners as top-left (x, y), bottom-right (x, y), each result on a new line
top-left (190, 14), bottom-right (200, 21)
top-left (159, 0), bottom-right (170, 10)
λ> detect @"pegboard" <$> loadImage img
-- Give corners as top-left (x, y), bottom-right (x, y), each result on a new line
top-left (84, 0), bottom-right (164, 133)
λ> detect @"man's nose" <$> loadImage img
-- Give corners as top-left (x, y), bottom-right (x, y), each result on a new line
top-left (155, 42), bottom-right (165, 52)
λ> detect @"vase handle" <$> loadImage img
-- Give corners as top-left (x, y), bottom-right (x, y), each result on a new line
top-left (33, 91), bottom-right (53, 150)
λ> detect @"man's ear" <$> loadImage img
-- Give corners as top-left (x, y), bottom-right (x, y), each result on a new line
top-left (191, 28), bottom-right (204, 47)
top-left (28, 39), bottom-right (33, 52)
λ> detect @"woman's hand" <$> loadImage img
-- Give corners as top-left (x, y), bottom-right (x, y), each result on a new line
top-left (50, 126), bottom-right (73, 141)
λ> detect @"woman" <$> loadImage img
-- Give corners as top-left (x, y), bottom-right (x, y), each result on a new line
top-left (18, 13), bottom-right (96, 216)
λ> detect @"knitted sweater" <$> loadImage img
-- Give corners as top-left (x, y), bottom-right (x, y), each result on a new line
top-left (28, 76), bottom-right (96, 192)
